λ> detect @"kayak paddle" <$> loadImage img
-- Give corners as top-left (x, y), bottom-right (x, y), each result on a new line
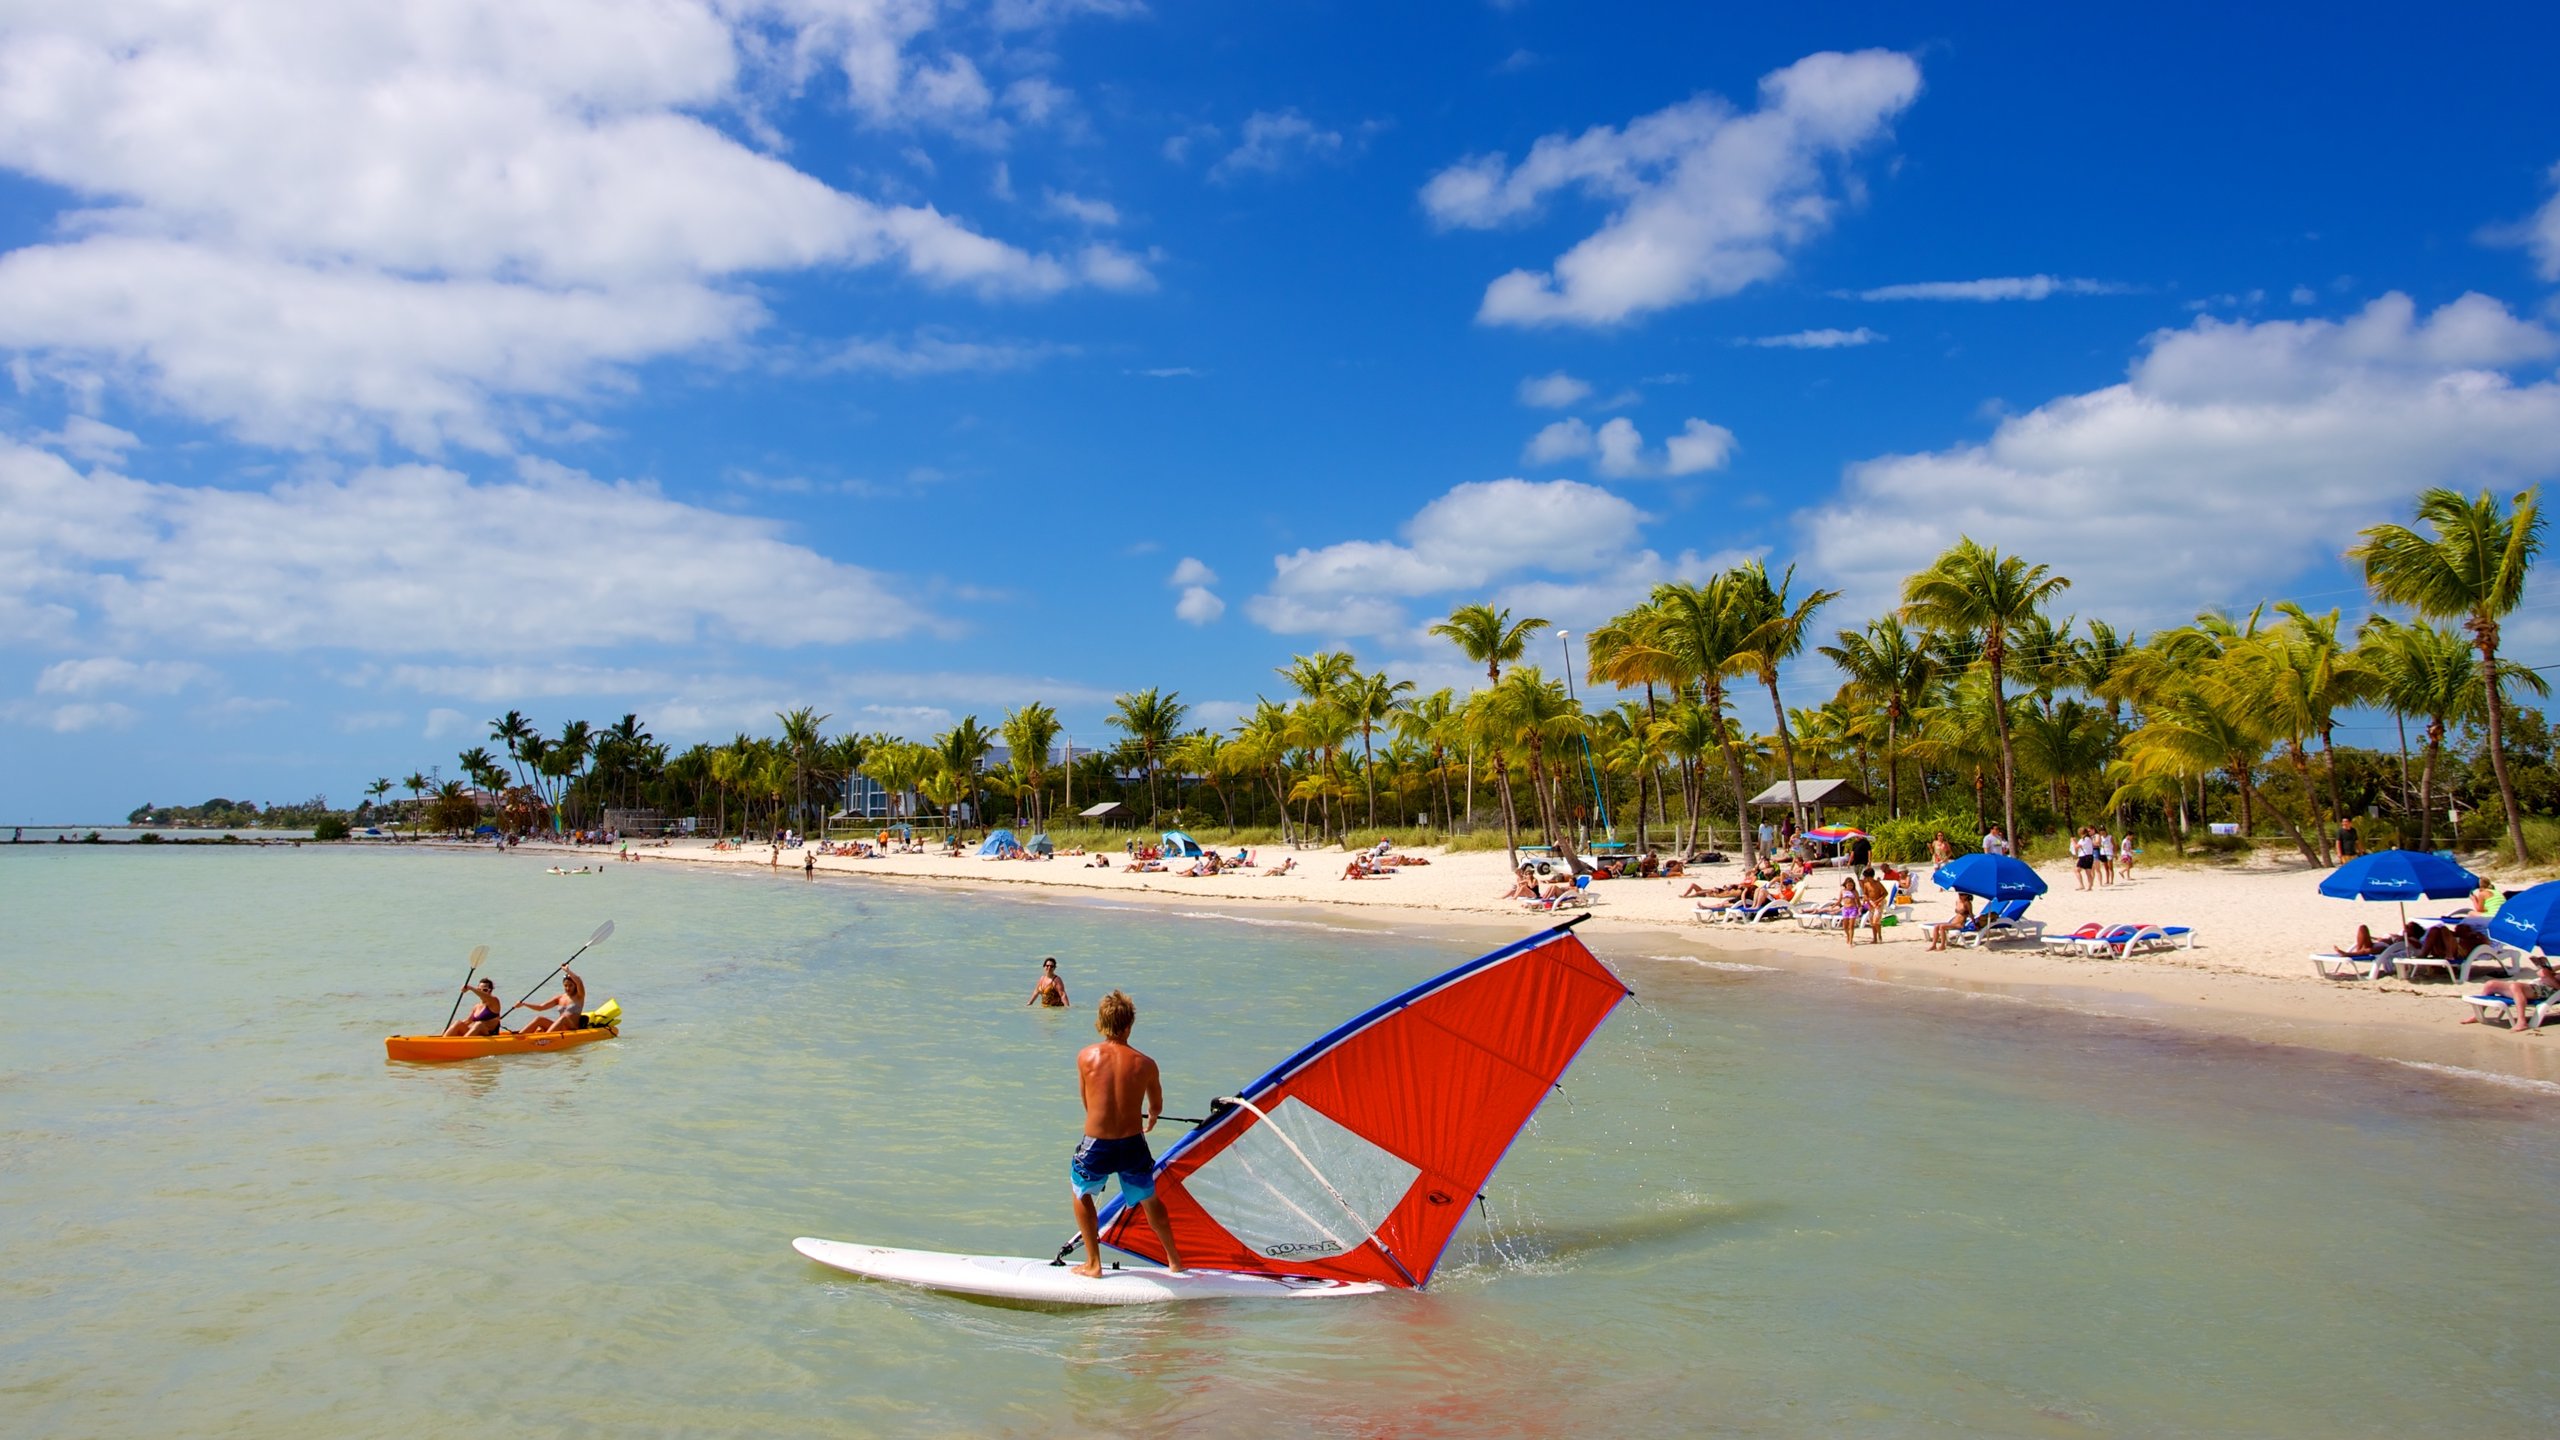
top-left (440, 944), bottom-right (492, 1031)
top-left (508, 920), bottom-right (614, 1011)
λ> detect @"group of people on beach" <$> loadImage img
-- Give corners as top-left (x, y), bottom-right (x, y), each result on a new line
top-left (445, 964), bottom-right (589, 1037)
top-left (2068, 827), bottom-right (2138, 889)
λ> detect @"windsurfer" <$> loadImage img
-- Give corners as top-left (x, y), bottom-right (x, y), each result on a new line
top-left (1069, 990), bottom-right (1184, 1277)
top-left (1028, 957), bottom-right (1070, 1008)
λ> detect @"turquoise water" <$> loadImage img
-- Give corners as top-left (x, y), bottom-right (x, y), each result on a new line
top-left (4, 847), bottom-right (2556, 1438)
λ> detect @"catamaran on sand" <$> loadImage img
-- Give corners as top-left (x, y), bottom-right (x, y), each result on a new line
top-left (794, 918), bottom-right (1631, 1305)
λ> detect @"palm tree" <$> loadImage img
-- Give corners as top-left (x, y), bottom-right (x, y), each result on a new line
top-left (1392, 688), bottom-right (1461, 834)
top-left (2352, 487), bottom-right (2544, 863)
top-left (1430, 604), bottom-right (1550, 687)
top-left (1621, 578), bottom-right (1763, 864)
top-left (1234, 700), bottom-right (1301, 844)
top-left (1000, 703), bottom-right (1062, 829)
top-left (401, 771), bottom-right (428, 832)
top-left (932, 717), bottom-right (997, 837)
top-left (365, 777), bottom-right (392, 817)
top-left (1820, 617), bottom-right (1938, 818)
top-left (776, 706), bottom-right (831, 835)
top-left (489, 711), bottom-right (533, 787)
top-left (1340, 669), bottom-right (1414, 828)
top-left (2361, 616), bottom-right (2549, 849)
top-left (1902, 538), bottom-right (2072, 847)
top-left (1109, 689), bottom-right (1188, 822)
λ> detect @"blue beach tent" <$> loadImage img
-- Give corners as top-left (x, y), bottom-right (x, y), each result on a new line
top-left (977, 828), bottom-right (1021, 857)
top-left (1162, 830), bottom-right (1204, 859)
top-left (1026, 833), bottom-right (1054, 856)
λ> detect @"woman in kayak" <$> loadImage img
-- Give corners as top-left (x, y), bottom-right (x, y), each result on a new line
top-left (447, 978), bottom-right (504, 1037)
top-left (515, 966), bottom-right (587, 1034)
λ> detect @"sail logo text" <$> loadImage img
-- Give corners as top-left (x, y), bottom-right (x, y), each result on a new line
top-left (1262, 1242), bottom-right (1344, 1257)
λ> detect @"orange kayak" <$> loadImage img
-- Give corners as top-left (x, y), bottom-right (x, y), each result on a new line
top-left (385, 1022), bottom-right (618, 1063)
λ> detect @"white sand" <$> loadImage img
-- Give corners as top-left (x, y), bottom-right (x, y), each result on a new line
top-left (505, 834), bottom-right (2560, 1090)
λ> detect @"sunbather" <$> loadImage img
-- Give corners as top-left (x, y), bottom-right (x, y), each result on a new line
top-left (2463, 954), bottom-right (2560, 1032)
top-left (2334, 924), bottom-right (2387, 957)
top-left (1503, 868), bottom-right (1541, 900)
top-left (1927, 893), bottom-right (1978, 951)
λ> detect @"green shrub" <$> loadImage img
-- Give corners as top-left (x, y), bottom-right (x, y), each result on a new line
top-left (135, 831), bottom-right (162, 844)
top-left (312, 815), bottom-right (351, 841)
top-left (1869, 816), bottom-right (1966, 863)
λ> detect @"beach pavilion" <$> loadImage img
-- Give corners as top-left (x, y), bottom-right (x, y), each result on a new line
top-left (1746, 779), bottom-right (1871, 827)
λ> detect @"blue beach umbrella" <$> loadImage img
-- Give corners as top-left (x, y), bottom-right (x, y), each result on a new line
top-left (1932, 852), bottom-right (2049, 900)
top-left (2315, 848), bottom-right (2477, 902)
top-left (2487, 881), bottom-right (2560, 953)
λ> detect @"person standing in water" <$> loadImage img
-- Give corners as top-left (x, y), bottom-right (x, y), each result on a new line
top-left (1028, 957), bottom-right (1070, 1007)
top-left (514, 964), bottom-right (587, 1034)
top-left (1068, 990), bottom-right (1184, 1278)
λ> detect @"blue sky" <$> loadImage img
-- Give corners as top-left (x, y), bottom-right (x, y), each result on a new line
top-left (6, 1), bottom-right (2560, 820)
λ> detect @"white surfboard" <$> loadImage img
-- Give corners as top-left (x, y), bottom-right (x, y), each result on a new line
top-left (790, 1237), bottom-right (1387, 1306)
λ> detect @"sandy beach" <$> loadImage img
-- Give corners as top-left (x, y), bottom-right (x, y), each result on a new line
top-left (491, 834), bottom-right (2560, 1092)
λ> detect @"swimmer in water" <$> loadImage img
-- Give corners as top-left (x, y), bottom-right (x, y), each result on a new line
top-left (1028, 956), bottom-right (1070, 1008)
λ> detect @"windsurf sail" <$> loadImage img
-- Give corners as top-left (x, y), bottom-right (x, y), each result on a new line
top-left (1088, 920), bottom-right (1631, 1289)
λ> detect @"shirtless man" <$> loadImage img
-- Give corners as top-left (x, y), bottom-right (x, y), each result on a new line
top-left (448, 978), bottom-right (503, 1036)
top-left (514, 965), bottom-right (586, 1034)
top-left (1068, 990), bottom-right (1184, 1278)
top-left (1028, 957), bottom-right (1070, 1008)
top-left (1859, 867), bottom-right (1891, 945)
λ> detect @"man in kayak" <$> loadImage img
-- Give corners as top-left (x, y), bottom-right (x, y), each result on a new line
top-left (514, 964), bottom-right (587, 1034)
top-left (1069, 990), bottom-right (1184, 1278)
top-left (447, 978), bottom-right (504, 1037)
top-left (1028, 957), bottom-right (1070, 1008)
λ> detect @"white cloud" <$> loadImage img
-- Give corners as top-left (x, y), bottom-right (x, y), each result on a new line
top-left (380, 664), bottom-right (677, 702)
top-left (337, 709), bottom-right (407, 733)
top-left (1, 699), bottom-right (137, 733)
top-left (423, 707), bottom-right (471, 739)
top-left (37, 415), bottom-right (141, 464)
top-left (1168, 556), bottom-right (1218, 586)
top-left (35, 657), bottom-right (213, 696)
top-left (824, 331), bottom-right (1076, 377)
top-left (1524, 416), bottom-right (1735, 477)
top-left (1044, 189), bottom-right (1122, 226)
top-left (1744, 327), bottom-right (1882, 348)
top-left (1852, 276), bottom-right (2127, 302)
top-left (2491, 159), bottom-right (2560, 281)
top-left (1662, 418), bottom-right (1738, 475)
top-left (0, 1), bottom-right (1147, 451)
top-left (1246, 478), bottom-right (1648, 635)
top-left (2290, 286), bottom-right (2318, 306)
top-left (1209, 109), bottom-right (1347, 182)
top-left (1518, 371), bottom-right (1595, 408)
top-left (0, 442), bottom-right (934, 655)
top-left (1173, 586), bottom-right (1225, 624)
top-left (1802, 292), bottom-right (2560, 626)
top-left (1525, 417), bottom-right (1594, 464)
top-left (1422, 50), bottom-right (1922, 327)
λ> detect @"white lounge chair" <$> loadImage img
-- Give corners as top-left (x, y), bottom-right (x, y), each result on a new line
top-left (2311, 939), bottom-right (2407, 980)
top-left (1951, 899), bottom-right (2043, 949)
top-left (2400, 938), bottom-right (2522, 986)
top-left (2461, 990), bottom-right (2560, 1030)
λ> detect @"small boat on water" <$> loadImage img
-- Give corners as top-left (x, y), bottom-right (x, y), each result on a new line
top-left (385, 1000), bottom-right (622, 1062)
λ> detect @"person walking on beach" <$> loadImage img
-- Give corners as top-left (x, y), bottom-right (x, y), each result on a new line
top-left (515, 964), bottom-right (587, 1034)
top-left (1068, 990), bottom-right (1184, 1278)
top-left (2095, 828), bottom-right (2115, 887)
top-left (1028, 957), bottom-right (1070, 1008)
top-left (2072, 829), bottom-right (2094, 890)
top-left (1982, 825), bottom-right (2010, 857)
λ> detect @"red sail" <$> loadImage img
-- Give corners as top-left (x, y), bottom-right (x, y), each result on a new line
top-left (1096, 925), bottom-right (1630, 1288)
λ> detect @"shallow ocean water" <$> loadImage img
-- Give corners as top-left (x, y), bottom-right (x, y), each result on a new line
top-left (3, 846), bottom-right (2555, 1438)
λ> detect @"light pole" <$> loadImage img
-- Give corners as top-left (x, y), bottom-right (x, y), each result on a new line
top-left (1556, 630), bottom-right (1613, 844)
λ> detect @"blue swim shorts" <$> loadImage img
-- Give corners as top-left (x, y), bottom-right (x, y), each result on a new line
top-left (1069, 1134), bottom-right (1156, 1203)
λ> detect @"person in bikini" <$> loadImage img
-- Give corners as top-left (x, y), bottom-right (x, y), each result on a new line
top-left (1067, 991), bottom-right (1185, 1278)
top-left (1028, 957), bottom-right (1070, 1008)
top-left (448, 978), bottom-right (504, 1036)
top-left (514, 965), bottom-right (586, 1034)
top-left (2464, 954), bottom-right (2560, 1034)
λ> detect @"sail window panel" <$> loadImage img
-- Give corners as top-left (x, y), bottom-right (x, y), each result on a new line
top-left (1183, 1098), bottom-right (1420, 1263)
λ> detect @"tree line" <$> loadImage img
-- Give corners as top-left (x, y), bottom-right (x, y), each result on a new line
top-left (365, 487), bottom-right (2553, 869)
